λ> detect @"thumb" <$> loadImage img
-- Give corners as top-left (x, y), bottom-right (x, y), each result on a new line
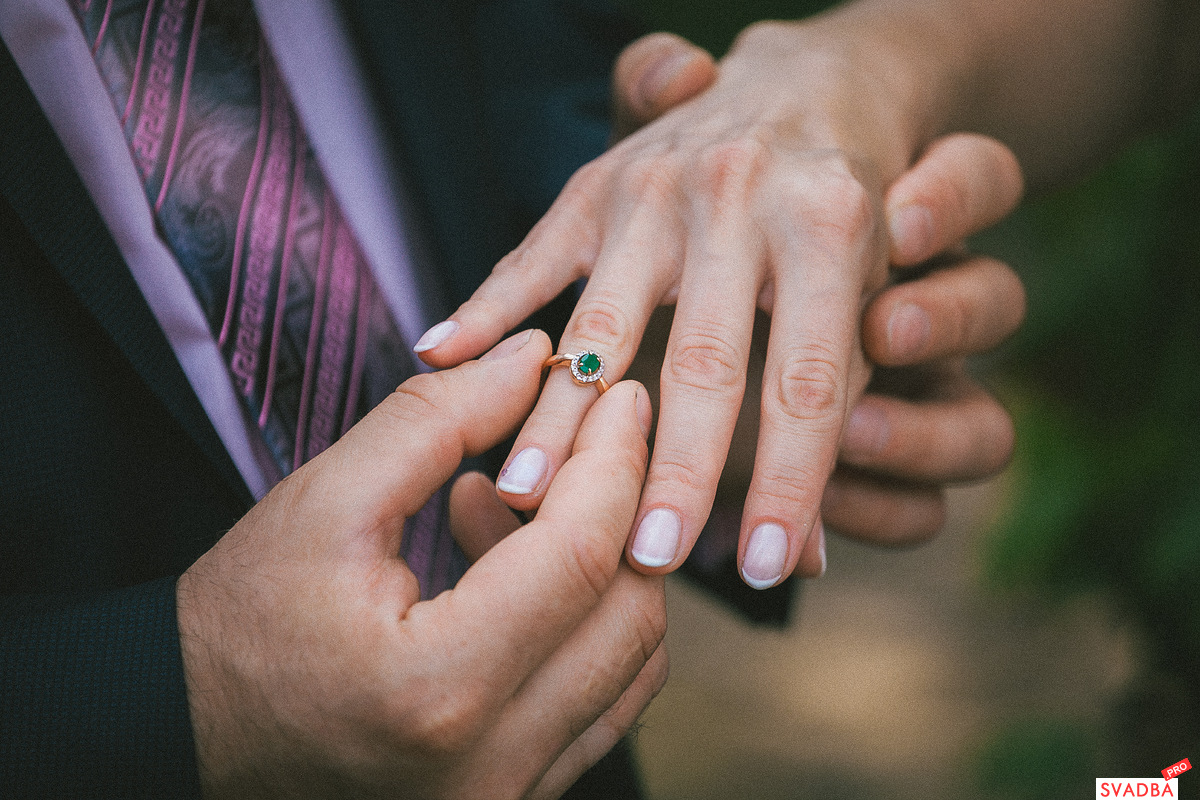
top-left (612, 32), bottom-right (715, 141)
top-left (305, 329), bottom-right (552, 534)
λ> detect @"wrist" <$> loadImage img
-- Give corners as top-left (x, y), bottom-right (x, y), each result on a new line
top-left (722, 6), bottom-right (976, 179)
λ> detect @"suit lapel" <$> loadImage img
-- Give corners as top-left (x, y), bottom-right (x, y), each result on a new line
top-left (0, 41), bottom-right (254, 509)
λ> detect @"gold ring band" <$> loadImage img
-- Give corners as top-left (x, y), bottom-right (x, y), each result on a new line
top-left (543, 350), bottom-right (609, 394)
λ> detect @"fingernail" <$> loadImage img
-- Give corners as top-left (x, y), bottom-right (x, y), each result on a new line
top-left (637, 49), bottom-right (694, 110)
top-left (496, 447), bottom-right (548, 495)
top-left (843, 404), bottom-right (888, 458)
top-left (413, 320), bottom-right (459, 353)
top-left (631, 508), bottom-right (681, 568)
top-left (480, 329), bottom-right (533, 362)
top-left (887, 302), bottom-right (932, 361)
top-left (816, 521), bottom-right (827, 577)
top-left (741, 523), bottom-right (788, 590)
top-left (889, 204), bottom-right (934, 262)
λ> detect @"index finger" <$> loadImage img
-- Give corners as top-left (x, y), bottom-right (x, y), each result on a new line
top-left (442, 381), bottom-right (653, 688)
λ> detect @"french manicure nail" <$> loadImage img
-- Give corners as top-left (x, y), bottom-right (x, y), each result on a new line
top-left (889, 204), bottom-right (934, 262)
top-left (480, 329), bottom-right (533, 362)
top-left (887, 302), bottom-right (932, 361)
top-left (741, 523), bottom-right (788, 590)
top-left (816, 521), bottom-right (827, 577)
top-left (631, 508), bottom-right (681, 568)
top-left (496, 447), bottom-right (548, 495)
top-left (413, 320), bottom-right (459, 353)
top-left (843, 404), bottom-right (888, 458)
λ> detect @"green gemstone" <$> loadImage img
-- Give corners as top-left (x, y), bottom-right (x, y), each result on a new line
top-left (577, 352), bottom-right (602, 376)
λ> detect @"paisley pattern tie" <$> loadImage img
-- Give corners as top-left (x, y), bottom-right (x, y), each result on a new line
top-left (71, 0), bottom-right (466, 596)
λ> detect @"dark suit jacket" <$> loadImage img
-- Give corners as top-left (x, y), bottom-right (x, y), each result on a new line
top-left (0, 1), bottom-right (788, 795)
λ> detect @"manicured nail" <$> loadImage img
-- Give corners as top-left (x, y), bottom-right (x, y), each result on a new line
top-left (741, 523), bottom-right (788, 590)
top-left (843, 404), bottom-right (888, 458)
top-left (889, 204), bottom-right (934, 262)
top-left (413, 320), bottom-right (459, 353)
top-left (887, 302), bottom-right (932, 361)
top-left (480, 329), bottom-right (533, 362)
top-left (631, 508), bottom-right (681, 568)
top-left (496, 447), bottom-right (548, 495)
top-left (637, 49), bottom-right (694, 110)
top-left (816, 521), bottom-right (827, 577)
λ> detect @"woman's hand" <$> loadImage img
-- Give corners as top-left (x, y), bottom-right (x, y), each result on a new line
top-left (415, 25), bottom-right (1022, 588)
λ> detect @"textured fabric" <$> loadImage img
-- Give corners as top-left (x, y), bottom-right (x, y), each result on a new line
top-left (69, 0), bottom-right (466, 596)
top-left (0, 578), bottom-right (201, 799)
top-left (72, 0), bottom-right (410, 478)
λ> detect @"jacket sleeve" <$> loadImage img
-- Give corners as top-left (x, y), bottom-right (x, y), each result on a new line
top-left (0, 578), bottom-right (202, 799)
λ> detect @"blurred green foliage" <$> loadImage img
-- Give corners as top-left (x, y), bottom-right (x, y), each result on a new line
top-left (978, 110), bottom-right (1200, 780)
top-left (976, 719), bottom-right (1099, 800)
top-left (625, 0), bottom-right (1200, 791)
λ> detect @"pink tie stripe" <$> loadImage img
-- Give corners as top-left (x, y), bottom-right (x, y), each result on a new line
top-left (259, 130), bottom-right (309, 428)
top-left (228, 58), bottom-right (294, 399)
top-left (128, 0), bottom-right (190, 182)
top-left (91, 0), bottom-right (114, 55)
top-left (153, 0), bottom-right (206, 211)
top-left (120, 0), bottom-right (156, 124)
top-left (219, 36), bottom-right (271, 349)
top-left (305, 218), bottom-right (359, 462)
top-left (294, 192), bottom-right (337, 471)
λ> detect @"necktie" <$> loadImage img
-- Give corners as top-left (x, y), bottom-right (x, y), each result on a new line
top-left (72, 0), bottom-right (466, 596)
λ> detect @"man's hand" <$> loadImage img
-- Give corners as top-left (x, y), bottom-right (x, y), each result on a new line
top-left (176, 331), bottom-right (665, 800)
top-left (824, 134), bottom-right (1026, 549)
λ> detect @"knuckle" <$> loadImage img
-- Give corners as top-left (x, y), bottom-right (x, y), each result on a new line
top-left (491, 241), bottom-right (533, 279)
top-left (639, 593), bottom-right (668, 656)
top-left (666, 328), bottom-right (745, 392)
top-left (392, 690), bottom-right (486, 760)
top-left (646, 648), bottom-right (670, 699)
top-left (561, 534), bottom-right (620, 605)
top-left (621, 154), bottom-right (684, 208)
top-left (570, 596), bottom-right (666, 738)
top-left (946, 291), bottom-right (977, 354)
top-left (569, 294), bottom-right (633, 352)
top-left (774, 345), bottom-right (844, 423)
top-left (381, 375), bottom-right (464, 464)
top-left (650, 451), bottom-right (716, 496)
top-left (755, 461), bottom-right (827, 507)
top-left (697, 135), bottom-right (770, 203)
top-left (384, 375), bottom-right (453, 434)
top-left (790, 158), bottom-right (876, 243)
top-left (562, 158), bottom-right (609, 204)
